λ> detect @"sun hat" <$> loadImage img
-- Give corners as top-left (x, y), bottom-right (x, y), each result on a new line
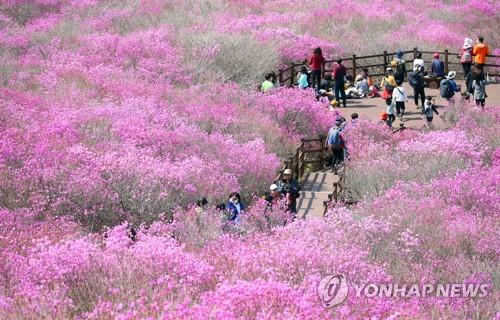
top-left (464, 38), bottom-right (473, 48)
top-left (396, 50), bottom-right (404, 58)
top-left (446, 71), bottom-right (456, 80)
top-left (283, 169), bottom-right (292, 175)
top-left (270, 184), bottom-right (278, 191)
top-left (433, 52), bottom-right (440, 59)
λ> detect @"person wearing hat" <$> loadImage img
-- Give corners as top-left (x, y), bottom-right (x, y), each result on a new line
top-left (391, 50), bottom-right (407, 84)
top-left (430, 53), bottom-right (445, 78)
top-left (265, 184), bottom-right (283, 212)
top-left (276, 168), bottom-right (301, 215)
top-left (333, 58), bottom-right (347, 108)
top-left (459, 38), bottom-right (474, 76)
top-left (440, 71), bottom-right (460, 100)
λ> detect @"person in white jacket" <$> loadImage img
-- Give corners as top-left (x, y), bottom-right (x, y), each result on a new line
top-left (392, 80), bottom-right (409, 120)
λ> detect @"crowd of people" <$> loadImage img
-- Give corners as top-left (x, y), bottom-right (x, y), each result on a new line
top-left (194, 168), bottom-right (302, 224)
top-left (260, 36), bottom-right (493, 123)
top-left (217, 36), bottom-right (493, 224)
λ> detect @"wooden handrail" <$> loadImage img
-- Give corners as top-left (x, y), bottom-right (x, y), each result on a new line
top-left (275, 134), bottom-right (326, 182)
top-left (277, 47), bottom-right (500, 87)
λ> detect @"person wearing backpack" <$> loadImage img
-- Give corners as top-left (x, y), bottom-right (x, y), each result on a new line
top-left (326, 119), bottom-right (345, 172)
top-left (459, 38), bottom-right (474, 77)
top-left (440, 71), bottom-right (460, 101)
top-left (392, 80), bottom-right (408, 120)
top-left (381, 68), bottom-right (397, 100)
top-left (409, 64), bottom-right (426, 108)
top-left (422, 96), bottom-right (439, 125)
top-left (392, 50), bottom-right (407, 84)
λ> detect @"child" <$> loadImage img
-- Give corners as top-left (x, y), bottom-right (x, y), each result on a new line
top-left (392, 80), bottom-right (408, 120)
top-left (298, 66), bottom-right (309, 89)
top-left (422, 96), bottom-right (439, 125)
top-left (386, 97), bottom-right (396, 127)
top-left (472, 71), bottom-right (487, 108)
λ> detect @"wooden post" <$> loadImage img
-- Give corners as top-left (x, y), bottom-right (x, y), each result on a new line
top-left (352, 54), bottom-right (357, 78)
top-left (413, 47), bottom-right (418, 61)
top-left (299, 140), bottom-right (305, 179)
top-left (278, 69), bottom-right (283, 86)
top-left (284, 159), bottom-right (290, 170)
top-left (290, 63), bottom-right (295, 87)
top-left (318, 135), bottom-right (324, 170)
top-left (444, 49), bottom-right (449, 74)
top-left (294, 149), bottom-right (300, 180)
top-left (383, 51), bottom-right (388, 72)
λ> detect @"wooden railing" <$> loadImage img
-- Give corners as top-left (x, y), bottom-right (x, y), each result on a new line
top-left (275, 134), bottom-right (326, 182)
top-left (278, 47), bottom-right (500, 87)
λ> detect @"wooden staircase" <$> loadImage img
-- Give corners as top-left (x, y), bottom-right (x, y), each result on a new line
top-left (297, 171), bottom-right (341, 218)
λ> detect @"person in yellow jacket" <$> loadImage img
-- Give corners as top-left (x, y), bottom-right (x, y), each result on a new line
top-left (380, 68), bottom-right (397, 101)
top-left (473, 36), bottom-right (489, 72)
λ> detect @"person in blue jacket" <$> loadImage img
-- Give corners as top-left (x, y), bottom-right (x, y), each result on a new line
top-left (226, 192), bottom-right (245, 222)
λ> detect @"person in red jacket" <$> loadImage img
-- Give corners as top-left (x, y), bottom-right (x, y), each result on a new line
top-left (309, 47), bottom-right (325, 91)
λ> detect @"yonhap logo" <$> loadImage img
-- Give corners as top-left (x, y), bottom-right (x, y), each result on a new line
top-left (318, 274), bottom-right (490, 308)
top-left (317, 273), bottom-right (349, 308)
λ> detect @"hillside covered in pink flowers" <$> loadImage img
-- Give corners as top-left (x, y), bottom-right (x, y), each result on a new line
top-left (0, 1), bottom-right (499, 319)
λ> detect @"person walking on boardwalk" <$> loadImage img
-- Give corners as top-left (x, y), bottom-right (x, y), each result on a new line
top-left (473, 36), bottom-right (489, 72)
top-left (326, 118), bottom-right (346, 173)
top-left (309, 47), bottom-right (325, 91)
top-left (392, 80), bottom-right (408, 121)
top-left (422, 96), bottom-right (439, 128)
top-left (276, 169), bottom-right (301, 216)
top-left (333, 58), bottom-right (347, 108)
top-left (408, 64), bottom-right (425, 108)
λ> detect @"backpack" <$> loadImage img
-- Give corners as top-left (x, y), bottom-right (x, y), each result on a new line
top-left (384, 79), bottom-right (394, 93)
top-left (394, 60), bottom-right (405, 79)
top-left (328, 128), bottom-right (344, 148)
top-left (461, 48), bottom-right (472, 64)
top-left (408, 71), bottom-right (419, 88)
top-left (440, 79), bottom-right (454, 99)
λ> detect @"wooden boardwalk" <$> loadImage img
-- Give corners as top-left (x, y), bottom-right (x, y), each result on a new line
top-left (295, 81), bottom-right (500, 219)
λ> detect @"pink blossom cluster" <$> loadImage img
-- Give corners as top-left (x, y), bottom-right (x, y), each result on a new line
top-left (0, 1), bottom-right (499, 319)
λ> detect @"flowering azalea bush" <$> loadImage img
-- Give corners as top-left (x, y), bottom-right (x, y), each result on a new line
top-left (0, 0), bottom-right (499, 319)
